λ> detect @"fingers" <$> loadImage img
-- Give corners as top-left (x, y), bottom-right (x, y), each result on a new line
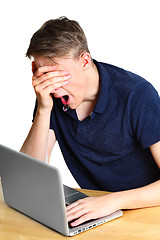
top-left (66, 200), bottom-right (81, 211)
top-left (32, 65), bottom-right (56, 79)
top-left (34, 80), bottom-right (69, 98)
top-left (32, 71), bottom-right (71, 88)
top-left (31, 64), bottom-right (71, 112)
top-left (70, 213), bottom-right (92, 227)
top-left (32, 65), bottom-right (71, 92)
top-left (66, 194), bottom-right (121, 227)
top-left (32, 65), bottom-right (71, 101)
top-left (67, 198), bottom-right (93, 227)
top-left (67, 201), bottom-right (84, 216)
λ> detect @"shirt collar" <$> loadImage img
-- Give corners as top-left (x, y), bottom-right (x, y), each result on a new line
top-left (93, 59), bottom-right (111, 114)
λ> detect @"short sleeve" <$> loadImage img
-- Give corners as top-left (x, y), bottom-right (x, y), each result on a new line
top-left (130, 82), bottom-right (160, 148)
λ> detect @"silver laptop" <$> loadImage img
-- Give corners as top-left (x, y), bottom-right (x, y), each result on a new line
top-left (0, 144), bottom-right (123, 236)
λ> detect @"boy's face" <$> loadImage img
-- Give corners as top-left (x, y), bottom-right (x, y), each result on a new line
top-left (34, 54), bottom-right (91, 109)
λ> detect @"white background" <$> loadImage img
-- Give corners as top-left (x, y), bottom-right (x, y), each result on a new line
top-left (0, 0), bottom-right (160, 187)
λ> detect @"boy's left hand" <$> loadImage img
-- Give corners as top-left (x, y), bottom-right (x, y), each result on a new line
top-left (66, 193), bottom-right (121, 227)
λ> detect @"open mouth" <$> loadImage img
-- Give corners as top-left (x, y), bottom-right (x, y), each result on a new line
top-left (61, 95), bottom-right (70, 105)
top-left (63, 95), bottom-right (69, 102)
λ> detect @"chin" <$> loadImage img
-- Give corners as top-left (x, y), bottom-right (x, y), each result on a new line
top-left (68, 104), bottom-right (77, 110)
top-left (68, 101), bottom-right (79, 110)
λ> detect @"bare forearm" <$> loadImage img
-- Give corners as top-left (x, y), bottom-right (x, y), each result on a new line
top-left (67, 180), bottom-right (160, 227)
top-left (67, 142), bottom-right (160, 226)
top-left (116, 180), bottom-right (160, 210)
top-left (20, 110), bottom-right (51, 162)
top-left (21, 62), bottom-right (71, 162)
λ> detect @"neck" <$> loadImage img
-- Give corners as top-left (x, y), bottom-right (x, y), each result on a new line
top-left (76, 62), bottom-right (100, 121)
top-left (84, 62), bottom-right (100, 102)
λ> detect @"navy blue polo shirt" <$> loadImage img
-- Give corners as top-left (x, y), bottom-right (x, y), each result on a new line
top-left (33, 60), bottom-right (160, 191)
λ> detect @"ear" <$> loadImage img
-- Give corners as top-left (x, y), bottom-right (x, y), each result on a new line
top-left (32, 61), bottom-right (37, 74)
top-left (80, 52), bottom-right (91, 71)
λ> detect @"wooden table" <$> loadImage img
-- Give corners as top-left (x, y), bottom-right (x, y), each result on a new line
top-left (0, 181), bottom-right (160, 240)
